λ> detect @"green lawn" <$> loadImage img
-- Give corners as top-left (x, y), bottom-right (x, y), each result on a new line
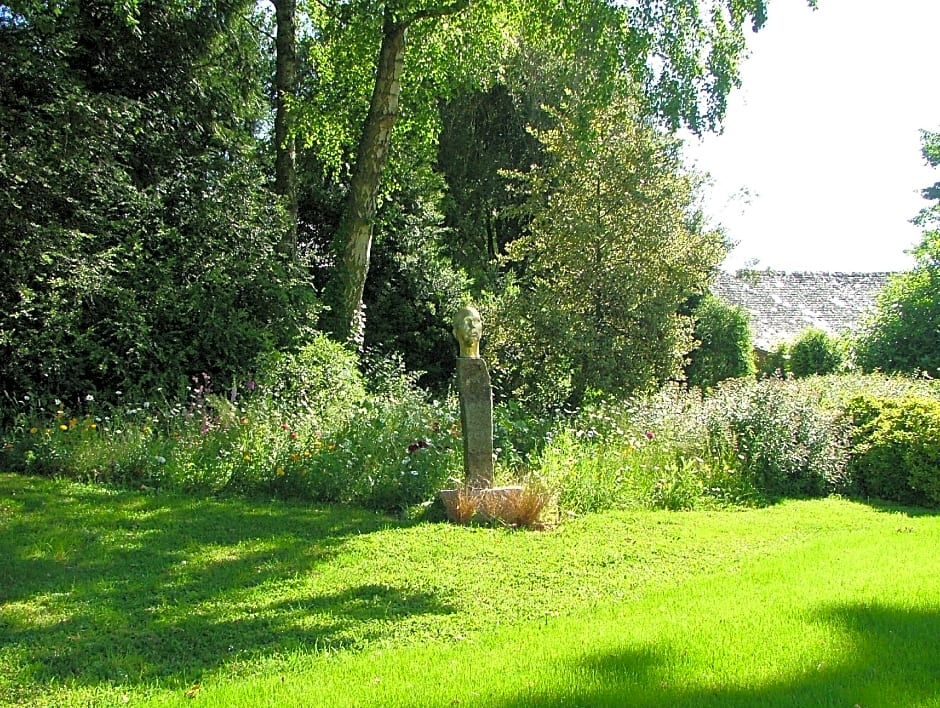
top-left (1, 472), bottom-right (938, 707)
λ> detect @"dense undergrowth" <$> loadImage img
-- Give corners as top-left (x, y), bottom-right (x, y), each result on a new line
top-left (3, 361), bottom-right (940, 515)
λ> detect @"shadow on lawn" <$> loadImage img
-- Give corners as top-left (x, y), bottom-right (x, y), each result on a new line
top-left (495, 604), bottom-right (940, 707)
top-left (0, 474), bottom-right (453, 694)
top-left (863, 497), bottom-right (940, 518)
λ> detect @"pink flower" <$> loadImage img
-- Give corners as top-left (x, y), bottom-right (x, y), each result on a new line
top-left (645, 431), bottom-right (654, 440)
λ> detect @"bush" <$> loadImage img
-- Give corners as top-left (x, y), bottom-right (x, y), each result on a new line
top-left (854, 234), bottom-right (940, 378)
top-left (253, 334), bottom-right (366, 430)
top-left (844, 395), bottom-right (940, 507)
top-left (702, 378), bottom-right (851, 500)
top-left (0, 351), bottom-right (462, 513)
top-left (685, 294), bottom-right (755, 389)
top-left (789, 328), bottom-right (844, 378)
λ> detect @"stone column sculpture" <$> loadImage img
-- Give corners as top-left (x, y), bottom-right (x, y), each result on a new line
top-left (453, 305), bottom-right (494, 487)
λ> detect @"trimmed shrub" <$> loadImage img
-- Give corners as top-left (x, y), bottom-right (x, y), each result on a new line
top-left (685, 294), bottom-right (756, 389)
top-left (844, 395), bottom-right (940, 507)
top-left (789, 328), bottom-right (843, 378)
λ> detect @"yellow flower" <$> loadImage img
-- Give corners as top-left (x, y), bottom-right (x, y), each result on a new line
top-left (240, 417), bottom-right (249, 426)
top-left (276, 467), bottom-right (285, 476)
top-left (289, 453), bottom-right (299, 462)
top-left (68, 418), bottom-right (78, 429)
top-left (59, 424), bottom-right (68, 431)
top-left (243, 454), bottom-right (251, 462)
top-left (29, 427), bottom-right (38, 434)
top-left (313, 439), bottom-right (323, 450)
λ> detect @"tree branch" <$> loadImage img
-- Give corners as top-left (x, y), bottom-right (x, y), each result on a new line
top-left (403, 0), bottom-right (470, 27)
top-left (243, 13), bottom-right (275, 42)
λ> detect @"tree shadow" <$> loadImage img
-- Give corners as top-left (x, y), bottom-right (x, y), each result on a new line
top-left (860, 497), bottom-right (940, 518)
top-left (0, 474), bottom-right (454, 694)
top-left (493, 603), bottom-right (940, 707)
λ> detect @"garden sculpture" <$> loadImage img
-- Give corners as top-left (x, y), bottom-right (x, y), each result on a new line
top-left (453, 305), bottom-right (493, 486)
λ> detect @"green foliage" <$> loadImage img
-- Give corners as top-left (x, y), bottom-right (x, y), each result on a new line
top-left (913, 129), bottom-right (940, 231)
top-left (705, 378), bottom-right (851, 500)
top-left (0, 352), bottom-right (460, 512)
top-left (0, 0), bottom-right (316, 408)
top-left (253, 334), bottom-right (367, 429)
top-left (487, 96), bottom-right (726, 410)
top-left (845, 395), bottom-right (940, 507)
top-left (854, 240), bottom-right (940, 377)
top-left (532, 375), bottom-right (882, 513)
top-left (758, 342), bottom-right (790, 378)
top-left (855, 132), bottom-right (940, 377)
top-left (360, 171), bottom-right (473, 394)
top-left (685, 293), bottom-right (755, 389)
top-left (8, 372), bottom-right (940, 521)
top-left (789, 327), bottom-right (844, 378)
top-left (438, 83), bottom-right (540, 288)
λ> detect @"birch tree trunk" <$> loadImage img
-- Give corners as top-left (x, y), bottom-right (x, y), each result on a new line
top-left (329, 8), bottom-right (406, 343)
top-left (327, 0), bottom-right (470, 344)
top-left (274, 0), bottom-right (298, 256)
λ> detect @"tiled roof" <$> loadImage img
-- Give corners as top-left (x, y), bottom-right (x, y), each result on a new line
top-left (712, 270), bottom-right (892, 351)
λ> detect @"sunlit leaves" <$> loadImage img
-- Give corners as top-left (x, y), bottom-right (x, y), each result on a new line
top-left (489, 95), bottom-right (726, 406)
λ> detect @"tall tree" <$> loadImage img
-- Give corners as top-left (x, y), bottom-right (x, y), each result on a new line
top-left (273, 0), bottom-right (299, 254)
top-left (486, 96), bottom-right (726, 408)
top-left (323, 0), bottom-right (470, 343)
top-left (362, 0), bottom-right (813, 342)
top-left (0, 0), bottom-right (316, 405)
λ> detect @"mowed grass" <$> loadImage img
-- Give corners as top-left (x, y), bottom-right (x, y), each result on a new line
top-left (1, 473), bottom-right (938, 707)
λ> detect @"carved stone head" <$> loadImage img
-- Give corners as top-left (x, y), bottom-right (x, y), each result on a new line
top-left (453, 305), bottom-right (483, 358)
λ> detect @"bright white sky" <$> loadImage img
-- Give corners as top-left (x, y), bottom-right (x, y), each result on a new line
top-left (683, 0), bottom-right (940, 273)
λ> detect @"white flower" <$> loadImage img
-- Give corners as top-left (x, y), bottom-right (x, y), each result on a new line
top-left (85, 394), bottom-right (94, 402)
top-left (155, 456), bottom-right (167, 465)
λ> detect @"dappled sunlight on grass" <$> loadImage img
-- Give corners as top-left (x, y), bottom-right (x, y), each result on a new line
top-left (2, 474), bottom-right (939, 707)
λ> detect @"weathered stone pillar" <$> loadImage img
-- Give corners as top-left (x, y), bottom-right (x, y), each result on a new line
top-left (455, 357), bottom-right (494, 487)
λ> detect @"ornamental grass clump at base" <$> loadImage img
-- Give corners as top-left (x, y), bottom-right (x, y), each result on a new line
top-left (439, 473), bottom-right (555, 529)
